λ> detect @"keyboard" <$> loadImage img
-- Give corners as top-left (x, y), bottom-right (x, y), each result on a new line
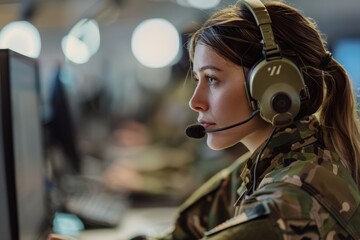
top-left (60, 175), bottom-right (128, 228)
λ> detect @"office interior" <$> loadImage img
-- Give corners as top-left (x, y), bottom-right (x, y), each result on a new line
top-left (0, 0), bottom-right (359, 239)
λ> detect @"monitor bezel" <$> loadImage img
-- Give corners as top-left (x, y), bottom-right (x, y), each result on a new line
top-left (0, 48), bottom-right (50, 240)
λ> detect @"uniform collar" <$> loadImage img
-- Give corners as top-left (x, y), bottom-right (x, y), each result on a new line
top-left (238, 115), bottom-right (321, 197)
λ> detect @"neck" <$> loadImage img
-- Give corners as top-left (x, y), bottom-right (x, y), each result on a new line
top-left (242, 123), bottom-right (274, 153)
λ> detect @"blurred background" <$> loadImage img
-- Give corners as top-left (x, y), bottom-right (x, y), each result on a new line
top-left (1, 0), bottom-right (360, 230)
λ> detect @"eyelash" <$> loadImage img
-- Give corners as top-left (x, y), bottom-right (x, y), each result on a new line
top-left (193, 75), bottom-right (219, 85)
top-left (206, 75), bottom-right (218, 85)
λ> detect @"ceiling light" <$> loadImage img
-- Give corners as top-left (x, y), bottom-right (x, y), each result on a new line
top-left (131, 18), bottom-right (180, 68)
top-left (177, 0), bottom-right (221, 9)
top-left (62, 18), bottom-right (100, 64)
top-left (0, 21), bottom-right (41, 58)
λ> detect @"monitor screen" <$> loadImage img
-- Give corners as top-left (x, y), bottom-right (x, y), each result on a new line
top-left (0, 49), bottom-right (50, 240)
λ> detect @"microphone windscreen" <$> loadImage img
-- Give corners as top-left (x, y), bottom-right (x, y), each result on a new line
top-left (185, 124), bottom-right (205, 139)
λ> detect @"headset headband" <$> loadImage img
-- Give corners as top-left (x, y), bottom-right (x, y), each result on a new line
top-left (241, 0), bottom-right (280, 59)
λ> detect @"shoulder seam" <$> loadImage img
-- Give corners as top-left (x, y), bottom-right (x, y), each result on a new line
top-left (178, 152), bottom-right (251, 213)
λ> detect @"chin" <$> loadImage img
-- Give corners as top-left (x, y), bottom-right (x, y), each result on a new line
top-left (206, 136), bottom-right (240, 151)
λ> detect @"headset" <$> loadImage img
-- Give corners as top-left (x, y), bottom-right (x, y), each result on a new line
top-left (240, 0), bottom-right (310, 127)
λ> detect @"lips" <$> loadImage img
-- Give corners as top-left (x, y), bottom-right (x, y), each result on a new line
top-left (198, 120), bottom-right (215, 129)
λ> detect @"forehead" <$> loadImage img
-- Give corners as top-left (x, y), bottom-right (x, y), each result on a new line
top-left (193, 44), bottom-right (230, 70)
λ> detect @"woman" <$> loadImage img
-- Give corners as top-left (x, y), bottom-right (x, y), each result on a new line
top-left (49, 1), bottom-right (360, 240)
top-left (157, 0), bottom-right (360, 239)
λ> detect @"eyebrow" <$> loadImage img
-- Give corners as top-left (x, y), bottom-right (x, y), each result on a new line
top-left (193, 65), bottom-right (223, 75)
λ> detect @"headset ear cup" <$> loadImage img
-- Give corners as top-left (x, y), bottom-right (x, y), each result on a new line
top-left (272, 92), bottom-right (292, 113)
top-left (260, 83), bottom-right (301, 126)
top-left (248, 58), bottom-right (306, 127)
top-left (245, 66), bottom-right (259, 111)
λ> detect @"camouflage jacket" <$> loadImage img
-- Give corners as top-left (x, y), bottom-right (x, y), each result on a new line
top-left (153, 116), bottom-right (360, 239)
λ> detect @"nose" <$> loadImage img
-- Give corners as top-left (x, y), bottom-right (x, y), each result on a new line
top-left (189, 84), bottom-right (208, 112)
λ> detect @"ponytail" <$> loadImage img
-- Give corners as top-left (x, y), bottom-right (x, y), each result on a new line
top-left (319, 58), bottom-right (360, 186)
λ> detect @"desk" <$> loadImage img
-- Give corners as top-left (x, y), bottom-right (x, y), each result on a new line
top-left (78, 207), bottom-right (178, 240)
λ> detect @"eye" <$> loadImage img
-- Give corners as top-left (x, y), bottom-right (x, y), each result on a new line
top-left (206, 75), bottom-right (218, 85)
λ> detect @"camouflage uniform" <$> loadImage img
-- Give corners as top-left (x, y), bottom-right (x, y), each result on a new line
top-left (152, 116), bottom-right (360, 239)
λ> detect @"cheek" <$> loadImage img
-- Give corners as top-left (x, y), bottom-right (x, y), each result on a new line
top-left (206, 85), bottom-right (253, 150)
top-left (213, 85), bottom-right (251, 121)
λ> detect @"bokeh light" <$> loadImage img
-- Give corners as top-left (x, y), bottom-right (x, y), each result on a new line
top-left (0, 21), bottom-right (41, 58)
top-left (131, 18), bottom-right (180, 68)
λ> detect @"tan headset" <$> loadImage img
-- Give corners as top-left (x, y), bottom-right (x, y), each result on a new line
top-left (240, 0), bottom-right (309, 127)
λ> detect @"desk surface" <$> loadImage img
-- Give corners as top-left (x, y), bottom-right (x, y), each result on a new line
top-left (78, 207), bottom-right (178, 240)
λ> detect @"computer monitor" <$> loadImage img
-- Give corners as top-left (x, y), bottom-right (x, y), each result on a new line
top-left (0, 49), bottom-right (51, 240)
top-left (44, 63), bottom-right (82, 174)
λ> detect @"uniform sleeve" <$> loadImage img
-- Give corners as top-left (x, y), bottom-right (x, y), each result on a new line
top-left (201, 182), bottom-right (326, 240)
top-left (200, 200), bottom-right (283, 240)
top-left (201, 217), bottom-right (282, 240)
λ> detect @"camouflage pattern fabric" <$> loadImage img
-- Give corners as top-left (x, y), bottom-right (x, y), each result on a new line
top-left (150, 115), bottom-right (360, 239)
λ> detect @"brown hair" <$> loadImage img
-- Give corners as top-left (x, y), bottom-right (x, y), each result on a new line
top-left (188, 1), bottom-right (360, 186)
